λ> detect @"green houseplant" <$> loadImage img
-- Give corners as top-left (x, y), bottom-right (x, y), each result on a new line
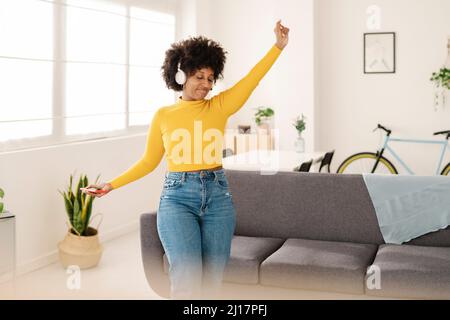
top-left (254, 107), bottom-right (274, 126)
top-left (57, 173), bottom-right (103, 269)
top-left (293, 114), bottom-right (306, 136)
top-left (0, 188), bottom-right (5, 214)
top-left (430, 67), bottom-right (450, 111)
top-left (293, 114), bottom-right (307, 153)
top-left (430, 38), bottom-right (450, 111)
top-left (430, 68), bottom-right (450, 90)
top-left (58, 173), bottom-right (99, 236)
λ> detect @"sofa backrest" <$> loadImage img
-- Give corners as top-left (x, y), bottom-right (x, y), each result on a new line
top-left (225, 170), bottom-right (450, 247)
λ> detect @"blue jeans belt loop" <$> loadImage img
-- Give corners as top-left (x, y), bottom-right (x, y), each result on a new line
top-left (213, 171), bottom-right (219, 183)
top-left (181, 172), bottom-right (186, 183)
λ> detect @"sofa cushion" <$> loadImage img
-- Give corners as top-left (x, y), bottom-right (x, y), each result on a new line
top-left (223, 236), bottom-right (285, 284)
top-left (260, 238), bottom-right (378, 294)
top-left (163, 236), bottom-right (285, 285)
top-left (366, 244), bottom-right (450, 299)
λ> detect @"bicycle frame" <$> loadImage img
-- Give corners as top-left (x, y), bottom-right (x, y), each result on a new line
top-left (376, 135), bottom-right (450, 175)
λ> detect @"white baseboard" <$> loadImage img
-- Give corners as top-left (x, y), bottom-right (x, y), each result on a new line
top-left (99, 219), bottom-right (139, 243)
top-left (0, 272), bottom-right (15, 284)
top-left (15, 220), bottom-right (139, 277)
top-left (16, 250), bottom-right (59, 276)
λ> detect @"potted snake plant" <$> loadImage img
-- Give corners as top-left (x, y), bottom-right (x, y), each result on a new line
top-left (57, 173), bottom-right (103, 269)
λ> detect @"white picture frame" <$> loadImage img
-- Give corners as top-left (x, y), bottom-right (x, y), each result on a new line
top-left (364, 32), bottom-right (396, 74)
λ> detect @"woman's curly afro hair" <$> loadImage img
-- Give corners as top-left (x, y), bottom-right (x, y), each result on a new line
top-left (161, 36), bottom-right (227, 91)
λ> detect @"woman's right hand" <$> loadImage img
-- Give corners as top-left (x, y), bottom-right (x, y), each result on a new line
top-left (274, 20), bottom-right (290, 50)
top-left (80, 182), bottom-right (113, 198)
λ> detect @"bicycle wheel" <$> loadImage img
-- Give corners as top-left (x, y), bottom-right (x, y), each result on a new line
top-left (337, 152), bottom-right (398, 174)
top-left (441, 163), bottom-right (450, 176)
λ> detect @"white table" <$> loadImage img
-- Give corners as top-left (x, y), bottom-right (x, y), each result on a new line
top-left (223, 150), bottom-right (326, 173)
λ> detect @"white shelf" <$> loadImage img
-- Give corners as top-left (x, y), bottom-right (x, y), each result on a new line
top-left (0, 210), bottom-right (15, 219)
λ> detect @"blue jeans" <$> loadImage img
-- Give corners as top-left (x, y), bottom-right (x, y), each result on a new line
top-left (156, 169), bottom-right (236, 299)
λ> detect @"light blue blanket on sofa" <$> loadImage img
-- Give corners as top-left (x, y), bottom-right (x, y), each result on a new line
top-left (362, 174), bottom-right (450, 244)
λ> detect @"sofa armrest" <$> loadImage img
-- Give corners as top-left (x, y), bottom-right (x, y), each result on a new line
top-left (140, 212), bottom-right (170, 298)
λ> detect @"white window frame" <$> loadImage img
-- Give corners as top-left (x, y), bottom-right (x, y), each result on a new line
top-left (0, 0), bottom-right (177, 153)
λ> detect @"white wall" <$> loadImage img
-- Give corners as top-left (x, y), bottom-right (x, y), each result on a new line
top-left (315, 0), bottom-right (450, 174)
top-left (182, 0), bottom-right (316, 152)
top-left (0, 136), bottom-right (166, 274)
top-left (175, 0), bottom-right (197, 39)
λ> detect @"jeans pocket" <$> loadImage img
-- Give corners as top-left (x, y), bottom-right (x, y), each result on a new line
top-left (216, 177), bottom-right (229, 189)
top-left (163, 177), bottom-right (183, 190)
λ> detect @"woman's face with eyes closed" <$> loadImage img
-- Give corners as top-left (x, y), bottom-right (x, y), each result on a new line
top-left (182, 67), bottom-right (215, 101)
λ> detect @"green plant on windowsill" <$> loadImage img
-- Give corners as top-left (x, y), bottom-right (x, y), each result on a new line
top-left (254, 107), bottom-right (274, 126)
top-left (0, 188), bottom-right (5, 215)
top-left (430, 68), bottom-right (450, 90)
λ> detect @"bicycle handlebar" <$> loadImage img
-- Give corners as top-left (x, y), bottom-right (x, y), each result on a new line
top-left (373, 124), bottom-right (392, 136)
top-left (373, 125), bottom-right (448, 139)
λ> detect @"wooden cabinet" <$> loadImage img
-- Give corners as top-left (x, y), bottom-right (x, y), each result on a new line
top-left (224, 130), bottom-right (274, 155)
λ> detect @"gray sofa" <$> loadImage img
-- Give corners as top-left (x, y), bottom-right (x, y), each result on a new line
top-left (140, 170), bottom-right (450, 299)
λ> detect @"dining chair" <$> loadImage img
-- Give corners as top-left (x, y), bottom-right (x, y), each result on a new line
top-left (294, 159), bottom-right (313, 172)
top-left (222, 148), bottom-right (234, 158)
top-left (318, 150), bottom-right (335, 173)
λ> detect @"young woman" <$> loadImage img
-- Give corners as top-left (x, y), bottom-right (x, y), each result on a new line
top-left (83, 20), bottom-right (289, 299)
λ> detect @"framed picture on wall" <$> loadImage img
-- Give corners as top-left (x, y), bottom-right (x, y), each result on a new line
top-left (364, 32), bottom-right (396, 74)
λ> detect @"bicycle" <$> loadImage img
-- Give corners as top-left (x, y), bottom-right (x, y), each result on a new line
top-left (336, 124), bottom-right (450, 176)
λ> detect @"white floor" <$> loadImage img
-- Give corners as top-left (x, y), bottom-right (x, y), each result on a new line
top-left (0, 230), bottom-right (395, 300)
top-left (0, 231), bottom-right (165, 300)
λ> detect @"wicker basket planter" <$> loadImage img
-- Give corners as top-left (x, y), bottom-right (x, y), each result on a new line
top-left (58, 227), bottom-right (103, 269)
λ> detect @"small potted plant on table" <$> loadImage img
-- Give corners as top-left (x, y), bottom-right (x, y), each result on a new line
top-left (254, 107), bottom-right (275, 132)
top-left (293, 114), bottom-right (307, 153)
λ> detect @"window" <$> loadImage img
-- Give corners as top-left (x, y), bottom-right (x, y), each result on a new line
top-left (0, 0), bottom-right (176, 151)
top-left (65, 1), bottom-right (127, 135)
top-left (129, 8), bottom-right (175, 126)
top-left (0, 0), bottom-right (53, 141)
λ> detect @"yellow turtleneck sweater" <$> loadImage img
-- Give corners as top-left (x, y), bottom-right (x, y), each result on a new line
top-left (109, 45), bottom-right (282, 190)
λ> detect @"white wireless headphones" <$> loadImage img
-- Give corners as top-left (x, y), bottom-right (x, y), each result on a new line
top-left (175, 61), bottom-right (186, 85)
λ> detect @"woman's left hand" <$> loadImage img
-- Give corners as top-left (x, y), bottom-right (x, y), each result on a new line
top-left (274, 20), bottom-right (290, 50)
